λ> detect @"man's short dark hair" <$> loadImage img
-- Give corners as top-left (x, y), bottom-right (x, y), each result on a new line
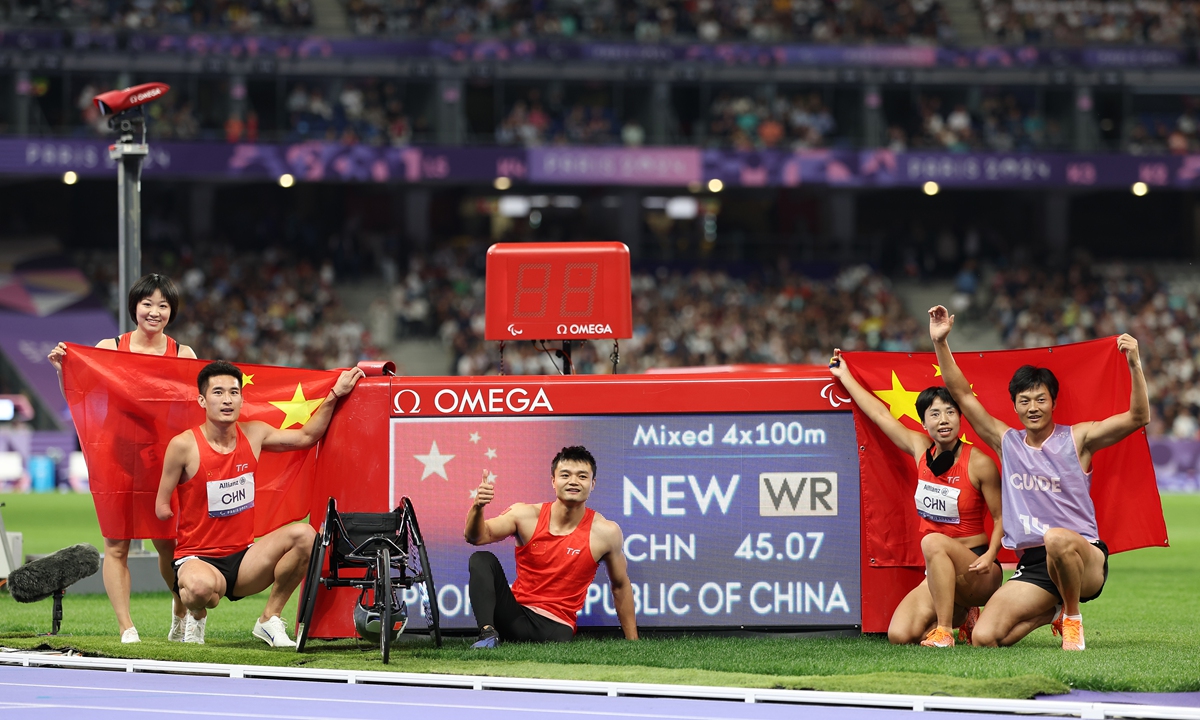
top-left (198, 360), bottom-right (243, 395)
top-left (1009, 365), bottom-right (1059, 402)
top-left (551, 446), bottom-right (597, 479)
top-left (127, 273), bottom-right (181, 326)
top-left (916, 386), bottom-right (959, 422)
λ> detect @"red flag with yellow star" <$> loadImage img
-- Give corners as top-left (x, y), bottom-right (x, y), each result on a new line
top-left (844, 337), bottom-right (1166, 568)
top-left (62, 343), bottom-right (344, 539)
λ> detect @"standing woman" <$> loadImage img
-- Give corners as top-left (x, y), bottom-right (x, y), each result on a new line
top-left (48, 273), bottom-right (196, 643)
top-left (829, 348), bottom-right (1004, 647)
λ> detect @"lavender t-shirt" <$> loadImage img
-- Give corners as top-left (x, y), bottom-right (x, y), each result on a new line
top-left (1000, 423), bottom-right (1099, 552)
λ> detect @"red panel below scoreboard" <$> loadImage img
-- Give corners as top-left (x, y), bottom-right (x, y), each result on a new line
top-left (307, 367), bottom-right (909, 639)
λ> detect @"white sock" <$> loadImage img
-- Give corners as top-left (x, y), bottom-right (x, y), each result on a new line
top-left (1066, 613), bottom-right (1082, 621)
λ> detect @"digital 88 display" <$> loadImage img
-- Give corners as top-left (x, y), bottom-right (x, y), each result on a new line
top-left (392, 411), bottom-right (861, 630)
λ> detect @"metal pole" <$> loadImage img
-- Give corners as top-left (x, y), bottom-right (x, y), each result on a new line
top-left (111, 137), bottom-right (148, 335)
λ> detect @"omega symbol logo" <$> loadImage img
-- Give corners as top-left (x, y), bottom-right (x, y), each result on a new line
top-left (392, 389), bottom-right (421, 414)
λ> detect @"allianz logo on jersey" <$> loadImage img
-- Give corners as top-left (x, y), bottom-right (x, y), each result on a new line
top-left (759, 473), bottom-right (838, 517)
top-left (393, 387), bottom-right (554, 415)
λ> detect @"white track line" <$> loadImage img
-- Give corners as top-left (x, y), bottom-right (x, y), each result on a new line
top-left (1, 654), bottom-right (1198, 720)
top-left (0, 682), bottom-right (755, 720)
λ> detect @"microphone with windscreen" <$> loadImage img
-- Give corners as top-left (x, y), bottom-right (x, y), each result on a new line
top-left (8, 544), bottom-right (101, 635)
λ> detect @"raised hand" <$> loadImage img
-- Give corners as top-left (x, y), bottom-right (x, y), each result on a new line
top-left (47, 342), bottom-right (68, 373)
top-left (473, 469), bottom-right (495, 508)
top-left (929, 305), bottom-right (955, 343)
top-left (828, 348), bottom-right (849, 380)
top-left (1117, 334), bottom-right (1141, 367)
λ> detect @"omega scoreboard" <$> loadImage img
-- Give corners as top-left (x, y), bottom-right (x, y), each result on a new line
top-left (308, 369), bottom-right (866, 636)
top-left (484, 241), bottom-right (633, 341)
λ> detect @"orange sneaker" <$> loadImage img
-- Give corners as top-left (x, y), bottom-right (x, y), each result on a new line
top-left (957, 606), bottom-right (980, 644)
top-left (1050, 604), bottom-right (1064, 638)
top-left (920, 627), bottom-right (955, 647)
top-left (1060, 616), bottom-right (1085, 651)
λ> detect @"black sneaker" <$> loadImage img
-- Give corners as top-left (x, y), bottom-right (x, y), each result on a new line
top-left (471, 626), bottom-right (500, 649)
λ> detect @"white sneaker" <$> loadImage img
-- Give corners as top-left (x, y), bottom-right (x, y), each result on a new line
top-left (168, 612), bottom-right (187, 642)
top-left (252, 616), bottom-right (297, 648)
top-left (120, 627), bottom-right (141, 644)
top-left (183, 613), bottom-right (206, 644)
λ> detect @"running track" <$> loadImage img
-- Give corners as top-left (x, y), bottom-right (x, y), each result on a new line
top-left (0, 662), bottom-right (1197, 720)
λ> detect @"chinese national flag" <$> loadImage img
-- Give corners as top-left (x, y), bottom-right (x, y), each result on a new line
top-left (844, 337), bottom-right (1167, 568)
top-left (63, 344), bottom-right (344, 540)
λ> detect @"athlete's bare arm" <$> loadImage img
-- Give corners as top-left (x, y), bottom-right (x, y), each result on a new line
top-left (464, 470), bottom-right (540, 545)
top-left (1074, 334), bottom-right (1150, 471)
top-left (178, 345), bottom-right (197, 359)
top-left (967, 448), bottom-right (1004, 573)
top-left (929, 306), bottom-right (1009, 454)
top-left (241, 367), bottom-right (365, 454)
top-left (829, 348), bottom-right (931, 458)
top-left (593, 514), bottom-right (638, 640)
top-left (155, 431), bottom-right (200, 521)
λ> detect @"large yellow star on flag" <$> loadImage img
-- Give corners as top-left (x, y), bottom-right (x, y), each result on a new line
top-left (873, 371), bottom-right (922, 425)
top-left (270, 383), bottom-right (325, 429)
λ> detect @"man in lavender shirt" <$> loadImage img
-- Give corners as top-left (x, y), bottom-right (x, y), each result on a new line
top-left (929, 305), bottom-right (1148, 650)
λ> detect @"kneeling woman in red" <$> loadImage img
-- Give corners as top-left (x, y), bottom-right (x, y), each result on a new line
top-left (830, 349), bottom-right (1003, 647)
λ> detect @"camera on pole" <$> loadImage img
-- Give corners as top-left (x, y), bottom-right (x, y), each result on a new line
top-left (92, 82), bottom-right (170, 337)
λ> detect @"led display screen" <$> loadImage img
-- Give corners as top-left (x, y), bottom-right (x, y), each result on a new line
top-left (391, 411), bottom-right (861, 629)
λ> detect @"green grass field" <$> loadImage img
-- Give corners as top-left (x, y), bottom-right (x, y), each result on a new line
top-left (2, 493), bottom-right (1198, 699)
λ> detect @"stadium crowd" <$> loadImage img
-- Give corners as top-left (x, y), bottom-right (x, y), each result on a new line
top-left (284, 81), bottom-right (423, 145)
top-left (392, 248), bottom-right (919, 376)
top-left (341, 0), bottom-right (953, 44)
top-left (11, 0), bottom-right (312, 30)
top-left (891, 91), bottom-right (1064, 152)
top-left (76, 249), bottom-right (380, 370)
top-left (978, 0), bottom-right (1200, 45)
top-left (495, 90), bottom-right (635, 147)
top-left (1127, 97), bottom-right (1200, 155)
top-left (985, 260), bottom-right (1200, 439)
top-left (706, 90), bottom-right (836, 149)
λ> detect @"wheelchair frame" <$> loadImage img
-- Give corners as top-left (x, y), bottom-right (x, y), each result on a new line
top-left (296, 496), bottom-right (442, 662)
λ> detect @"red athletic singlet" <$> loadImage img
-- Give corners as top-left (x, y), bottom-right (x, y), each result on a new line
top-left (915, 444), bottom-right (987, 538)
top-left (511, 504), bottom-right (599, 630)
top-left (116, 332), bottom-right (179, 356)
top-left (174, 425), bottom-right (258, 558)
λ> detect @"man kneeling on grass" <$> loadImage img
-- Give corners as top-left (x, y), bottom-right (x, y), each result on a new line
top-left (155, 360), bottom-right (364, 646)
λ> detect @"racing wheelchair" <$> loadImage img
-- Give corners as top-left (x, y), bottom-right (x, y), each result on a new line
top-left (296, 497), bottom-right (442, 662)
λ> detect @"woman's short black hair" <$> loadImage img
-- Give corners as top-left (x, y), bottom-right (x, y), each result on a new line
top-left (127, 273), bottom-right (181, 326)
top-left (1008, 365), bottom-right (1060, 402)
top-left (916, 386), bottom-right (959, 422)
top-left (198, 360), bottom-right (243, 395)
top-left (551, 446), bottom-right (597, 479)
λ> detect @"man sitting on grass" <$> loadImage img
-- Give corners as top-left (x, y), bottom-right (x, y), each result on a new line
top-left (155, 360), bottom-right (363, 646)
top-left (464, 446), bottom-right (638, 647)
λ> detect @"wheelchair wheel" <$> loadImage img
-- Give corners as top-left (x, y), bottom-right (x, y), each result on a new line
top-left (378, 546), bottom-right (393, 664)
top-left (296, 529), bottom-right (326, 653)
top-left (402, 497), bottom-right (442, 648)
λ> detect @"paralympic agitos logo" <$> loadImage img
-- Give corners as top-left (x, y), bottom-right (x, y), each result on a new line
top-left (393, 387), bottom-right (554, 415)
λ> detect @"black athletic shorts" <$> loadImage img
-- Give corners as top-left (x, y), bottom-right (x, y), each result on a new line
top-left (970, 544), bottom-right (1002, 568)
top-left (173, 548), bottom-right (250, 602)
top-left (1009, 540), bottom-right (1109, 603)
